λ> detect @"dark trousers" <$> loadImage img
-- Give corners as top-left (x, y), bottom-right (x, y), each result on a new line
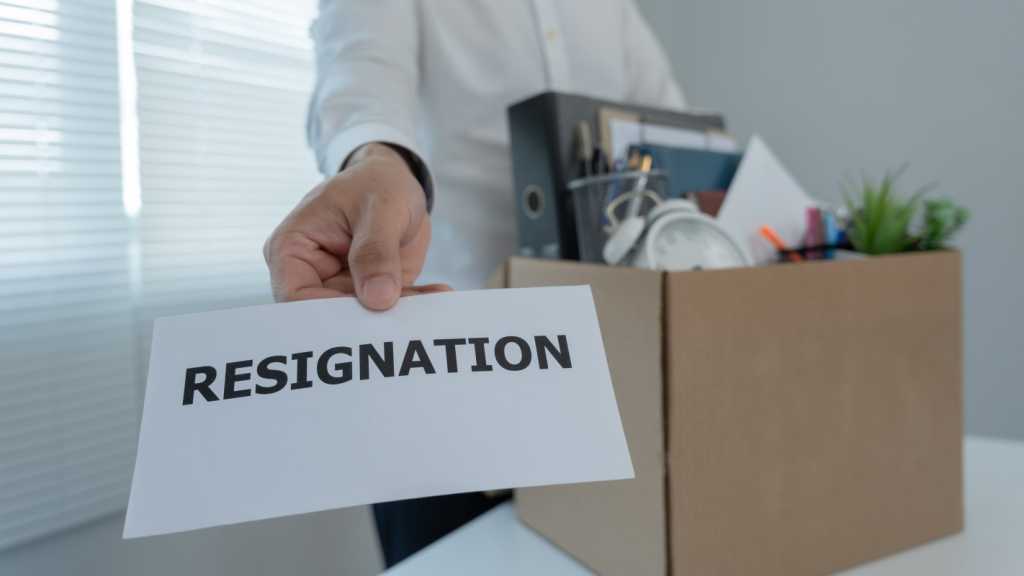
top-left (373, 491), bottom-right (511, 568)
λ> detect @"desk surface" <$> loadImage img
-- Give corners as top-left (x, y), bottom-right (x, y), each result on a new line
top-left (385, 437), bottom-right (1024, 575)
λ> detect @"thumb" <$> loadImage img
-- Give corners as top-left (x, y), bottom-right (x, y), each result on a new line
top-left (347, 193), bottom-right (420, 311)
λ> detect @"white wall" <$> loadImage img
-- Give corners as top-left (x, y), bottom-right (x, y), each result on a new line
top-left (0, 507), bottom-right (382, 576)
top-left (636, 0), bottom-right (1024, 439)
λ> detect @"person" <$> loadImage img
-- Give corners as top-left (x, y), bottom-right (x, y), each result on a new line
top-left (264, 0), bottom-right (686, 567)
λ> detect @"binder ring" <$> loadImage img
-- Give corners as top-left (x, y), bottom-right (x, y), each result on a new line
top-left (522, 185), bottom-right (545, 220)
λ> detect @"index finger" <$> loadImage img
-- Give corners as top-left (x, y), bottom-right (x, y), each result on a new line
top-left (267, 233), bottom-right (347, 302)
top-left (272, 255), bottom-right (346, 302)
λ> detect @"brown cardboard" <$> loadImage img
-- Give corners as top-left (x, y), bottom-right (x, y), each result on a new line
top-left (506, 258), bottom-right (668, 576)
top-left (507, 252), bottom-right (963, 576)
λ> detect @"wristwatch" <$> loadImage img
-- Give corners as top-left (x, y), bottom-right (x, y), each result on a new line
top-left (382, 143), bottom-right (434, 213)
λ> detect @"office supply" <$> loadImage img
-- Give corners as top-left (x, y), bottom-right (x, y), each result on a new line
top-left (627, 154), bottom-right (653, 218)
top-left (693, 190), bottom-right (727, 216)
top-left (600, 106), bottom-right (738, 162)
top-left (509, 92), bottom-right (727, 260)
top-left (631, 199), bottom-right (749, 270)
top-left (385, 436), bottom-right (1024, 576)
top-left (602, 216), bottom-right (646, 266)
top-left (579, 149), bottom-right (747, 270)
top-left (823, 210), bottom-right (839, 258)
top-left (717, 135), bottom-right (818, 265)
top-left (628, 143), bottom-right (742, 201)
top-left (602, 155), bottom-right (657, 265)
top-left (573, 122), bottom-right (592, 179)
top-left (777, 244), bottom-right (856, 262)
top-left (804, 207), bottom-right (822, 259)
top-left (759, 225), bottom-right (803, 262)
top-left (569, 171), bottom-right (669, 264)
top-left (124, 287), bottom-right (632, 538)
top-left (590, 146), bottom-right (610, 176)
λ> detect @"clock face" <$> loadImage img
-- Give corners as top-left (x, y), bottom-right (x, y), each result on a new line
top-left (645, 214), bottom-right (748, 271)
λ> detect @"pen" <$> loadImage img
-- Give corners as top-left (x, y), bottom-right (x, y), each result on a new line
top-left (574, 121), bottom-right (593, 179)
top-left (759, 225), bottom-right (803, 262)
top-left (626, 154), bottom-right (653, 219)
top-left (823, 210), bottom-right (838, 259)
top-left (590, 147), bottom-right (609, 175)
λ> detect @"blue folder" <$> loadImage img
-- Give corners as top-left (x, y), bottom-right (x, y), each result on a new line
top-left (629, 144), bottom-right (742, 200)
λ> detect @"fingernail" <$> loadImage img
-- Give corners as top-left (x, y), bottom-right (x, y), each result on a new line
top-left (361, 275), bottom-right (399, 310)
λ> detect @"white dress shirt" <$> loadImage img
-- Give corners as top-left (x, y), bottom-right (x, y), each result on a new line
top-left (308, 0), bottom-right (686, 289)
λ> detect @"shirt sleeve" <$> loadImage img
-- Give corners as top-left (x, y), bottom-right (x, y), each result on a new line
top-left (307, 0), bottom-right (433, 200)
top-left (621, 0), bottom-right (687, 110)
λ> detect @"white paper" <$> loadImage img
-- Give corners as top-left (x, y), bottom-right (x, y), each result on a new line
top-left (124, 287), bottom-right (633, 538)
top-left (716, 135), bottom-right (817, 264)
top-left (608, 118), bottom-right (738, 162)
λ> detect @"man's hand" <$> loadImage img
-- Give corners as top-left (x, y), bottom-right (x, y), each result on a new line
top-left (265, 143), bottom-right (448, 310)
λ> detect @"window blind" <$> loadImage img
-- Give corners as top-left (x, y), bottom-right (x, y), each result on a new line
top-left (1, 0), bottom-right (319, 549)
top-left (0, 0), bottom-right (138, 548)
top-left (133, 0), bottom-right (320, 325)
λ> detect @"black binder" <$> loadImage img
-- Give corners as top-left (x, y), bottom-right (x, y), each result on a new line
top-left (507, 91), bottom-right (727, 260)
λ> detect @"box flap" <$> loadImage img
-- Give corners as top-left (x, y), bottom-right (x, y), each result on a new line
top-left (506, 258), bottom-right (670, 576)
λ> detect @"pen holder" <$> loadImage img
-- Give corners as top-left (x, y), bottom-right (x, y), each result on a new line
top-left (776, 241), bottom-right (854, 262)
top-left (568, 171), bottom-right (669, 263)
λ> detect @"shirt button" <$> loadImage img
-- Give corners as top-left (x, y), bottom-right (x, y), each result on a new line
top-left (545, 28), bottom-right (559, 42)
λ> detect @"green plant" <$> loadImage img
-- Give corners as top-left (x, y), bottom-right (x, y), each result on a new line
top-left (920, 198), bottom-right (970, 250)
top-left (843, 168), bottom-right (967, 254)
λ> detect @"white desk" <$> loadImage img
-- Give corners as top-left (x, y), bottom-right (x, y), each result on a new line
top-left (385, 437), bottom-right (1024, 575)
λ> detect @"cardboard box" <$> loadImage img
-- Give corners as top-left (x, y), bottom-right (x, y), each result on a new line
top-left (492, 251), bottom-right (963, 576)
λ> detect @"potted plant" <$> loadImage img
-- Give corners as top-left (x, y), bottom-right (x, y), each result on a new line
top-left (845, 168), bottom-right (969, 255)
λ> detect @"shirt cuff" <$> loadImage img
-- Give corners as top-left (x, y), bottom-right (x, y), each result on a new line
top-left (320, 122), bottom-right (434, 212)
